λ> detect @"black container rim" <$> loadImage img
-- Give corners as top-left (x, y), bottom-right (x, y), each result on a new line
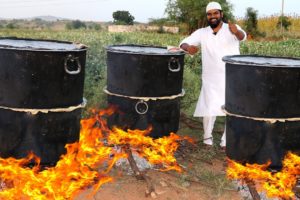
top-left (223, 54), bottom-right (300, 68)
top-left (106, 44), bottom-right (185, 56)
top-left (0, 37), bottom-right (87, 52)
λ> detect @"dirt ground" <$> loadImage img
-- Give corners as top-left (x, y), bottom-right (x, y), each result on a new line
top-left (76, 169), bottom-right (242, 200)
top-left (75, 117), bottom-right (243, 200)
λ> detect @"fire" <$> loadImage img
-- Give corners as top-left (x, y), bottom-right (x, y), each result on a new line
top-left (109, 127), bottom-right (193, 172)
top-left (227, 152), bottom-right (300, 199)
top-left (0, 107), bottom-right (190, 199)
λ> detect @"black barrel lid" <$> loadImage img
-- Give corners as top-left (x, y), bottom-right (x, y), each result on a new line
top-left (0, 37), bottom-right (87, 51)
top-left (106, 44), bottom-right (185, 56)
top-left (223, 55), bottom-right (300, 68)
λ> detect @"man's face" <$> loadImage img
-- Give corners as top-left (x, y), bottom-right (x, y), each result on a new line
top-left (206, 9), bottom-right (223, 28)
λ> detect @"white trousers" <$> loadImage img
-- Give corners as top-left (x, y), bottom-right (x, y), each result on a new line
top-left (203, 116), bottom-right (226, 147)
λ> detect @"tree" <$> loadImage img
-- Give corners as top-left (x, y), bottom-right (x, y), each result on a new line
top-left (112, 11), bottom-right (135, 25)
top-left (244, 7), bottom-right (258, 34)
top-left (244, 7), bottom-right (264, 38)
top-left (277, 15), bottom-right (291, 31)
top-left (165, 0), bottom-right (234, 33)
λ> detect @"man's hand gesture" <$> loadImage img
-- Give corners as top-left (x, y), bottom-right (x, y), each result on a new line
top-left (228, 20), bottom-right (238, 35)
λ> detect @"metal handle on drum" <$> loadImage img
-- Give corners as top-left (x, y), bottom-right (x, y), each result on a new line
top-left (135, 100), bottom-right (149, 115)
top-left (168, 57), bottom-right (181, 72)
top-left (64, 54), bottom-right (81, 75)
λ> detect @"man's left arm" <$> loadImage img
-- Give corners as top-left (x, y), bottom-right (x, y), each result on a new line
top-left (228, 21), bottom-right (246, 41)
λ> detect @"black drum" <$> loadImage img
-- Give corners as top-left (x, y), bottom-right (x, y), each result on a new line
top-left (105, 45), bottom-right (185, 137)
top-left (223, 55), bottom-right (300, 169)
top-left (106, 45), bottom-right (185, 97)
top-left (0, 37), bottom-right (87, 165)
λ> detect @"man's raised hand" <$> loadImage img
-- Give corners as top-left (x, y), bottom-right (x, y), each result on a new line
top-left (228, 20), bottom-right (238, 35)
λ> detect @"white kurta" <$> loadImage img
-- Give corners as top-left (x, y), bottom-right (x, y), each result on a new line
top-left (180, 23), bottom-right (246, 117)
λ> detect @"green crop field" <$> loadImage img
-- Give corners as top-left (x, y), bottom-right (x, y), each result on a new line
top-left (0, 29), bottom-right (299, 116)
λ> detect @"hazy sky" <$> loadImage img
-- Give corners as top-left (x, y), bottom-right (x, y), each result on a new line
top-left (0, 0), bottom-right (299, 22)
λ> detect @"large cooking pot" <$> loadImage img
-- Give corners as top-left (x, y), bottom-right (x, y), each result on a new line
top-left (0, 37), bottom-right (87, 165)
top-left (106, 44), bottom-right (185, 97)
top-left (105, 45), bottom-right (185, 137)
top-left (223, 55), bottom-right (300, 169)
top-left (0, 37), bottom-right (86, 108)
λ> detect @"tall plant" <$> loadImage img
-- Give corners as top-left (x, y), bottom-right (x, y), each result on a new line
top-left (244, 7), bottom-right (265, 38)
top-left (277, 15), bottom-right (292, 31)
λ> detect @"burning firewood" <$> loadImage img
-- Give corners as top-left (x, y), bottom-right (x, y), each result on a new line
top-left (123, 145), bottom-right (157, 198)
top-left (294, 177), bottom-right (300, 198)
top-left (227, 152), bottom-right (300, 200)
top-left (245, 179), bottom-right (261, 200)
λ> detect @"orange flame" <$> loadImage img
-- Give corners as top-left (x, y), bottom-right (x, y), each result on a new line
top-left (227, 152), bottom-right (300, 199)
top-left (109, 127), bottom-right (192, 172)
top-left (0, 107), bottom-right (190, 199)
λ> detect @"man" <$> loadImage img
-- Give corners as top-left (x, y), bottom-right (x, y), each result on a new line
top-left (179, 2), bottom-right (246, 148)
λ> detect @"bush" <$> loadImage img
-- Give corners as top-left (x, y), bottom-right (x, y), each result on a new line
top-left (88, 23), bottom-right (101, 31)
top-left (6, 23), bottom-right (18, 29)
top-left (157, 26), bottom-right (165, 34)
top-left (65, 20), bottom-right (87, 30)
top-left (277, 15), bottom-right (292, 30)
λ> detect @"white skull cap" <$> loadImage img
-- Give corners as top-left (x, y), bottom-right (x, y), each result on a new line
top-left (206, 2), bottom-right (222, 13)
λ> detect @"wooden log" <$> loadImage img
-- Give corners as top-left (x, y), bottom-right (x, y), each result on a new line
top-left (123, 145), bottom-right (157, 198)
top-left (245, 179), bottom-right (261, 200)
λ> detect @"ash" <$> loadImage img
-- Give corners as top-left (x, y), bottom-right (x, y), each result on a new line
top-left (115, 148), bottom-right (152, 175)
top-left (232, 180), bottom-right (276, 200)
top-left (232, 180), bottom-right (300, 200)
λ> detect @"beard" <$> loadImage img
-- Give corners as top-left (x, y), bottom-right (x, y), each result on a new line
top-left (207, 17), bottom-right (222, 28)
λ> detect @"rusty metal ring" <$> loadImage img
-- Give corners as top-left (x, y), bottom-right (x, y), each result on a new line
top-left (64, 54), bottom-right (81, 75)
top-left (135, 100), bottom-right (148, 115)
top-left (168, 57), bottom-right (181, 72)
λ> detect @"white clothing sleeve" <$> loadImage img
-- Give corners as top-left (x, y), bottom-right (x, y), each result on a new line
top-left (179, 29), bottom-right (202, 47)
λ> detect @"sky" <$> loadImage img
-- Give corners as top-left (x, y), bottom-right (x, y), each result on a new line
top-left (0, 0), bottom-right (299, 22)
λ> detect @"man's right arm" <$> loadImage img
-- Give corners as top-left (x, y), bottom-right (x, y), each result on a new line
top-left (179, 29), bottom-right (201, 55)
top-left (180, 43), bottom-right (199, 55)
